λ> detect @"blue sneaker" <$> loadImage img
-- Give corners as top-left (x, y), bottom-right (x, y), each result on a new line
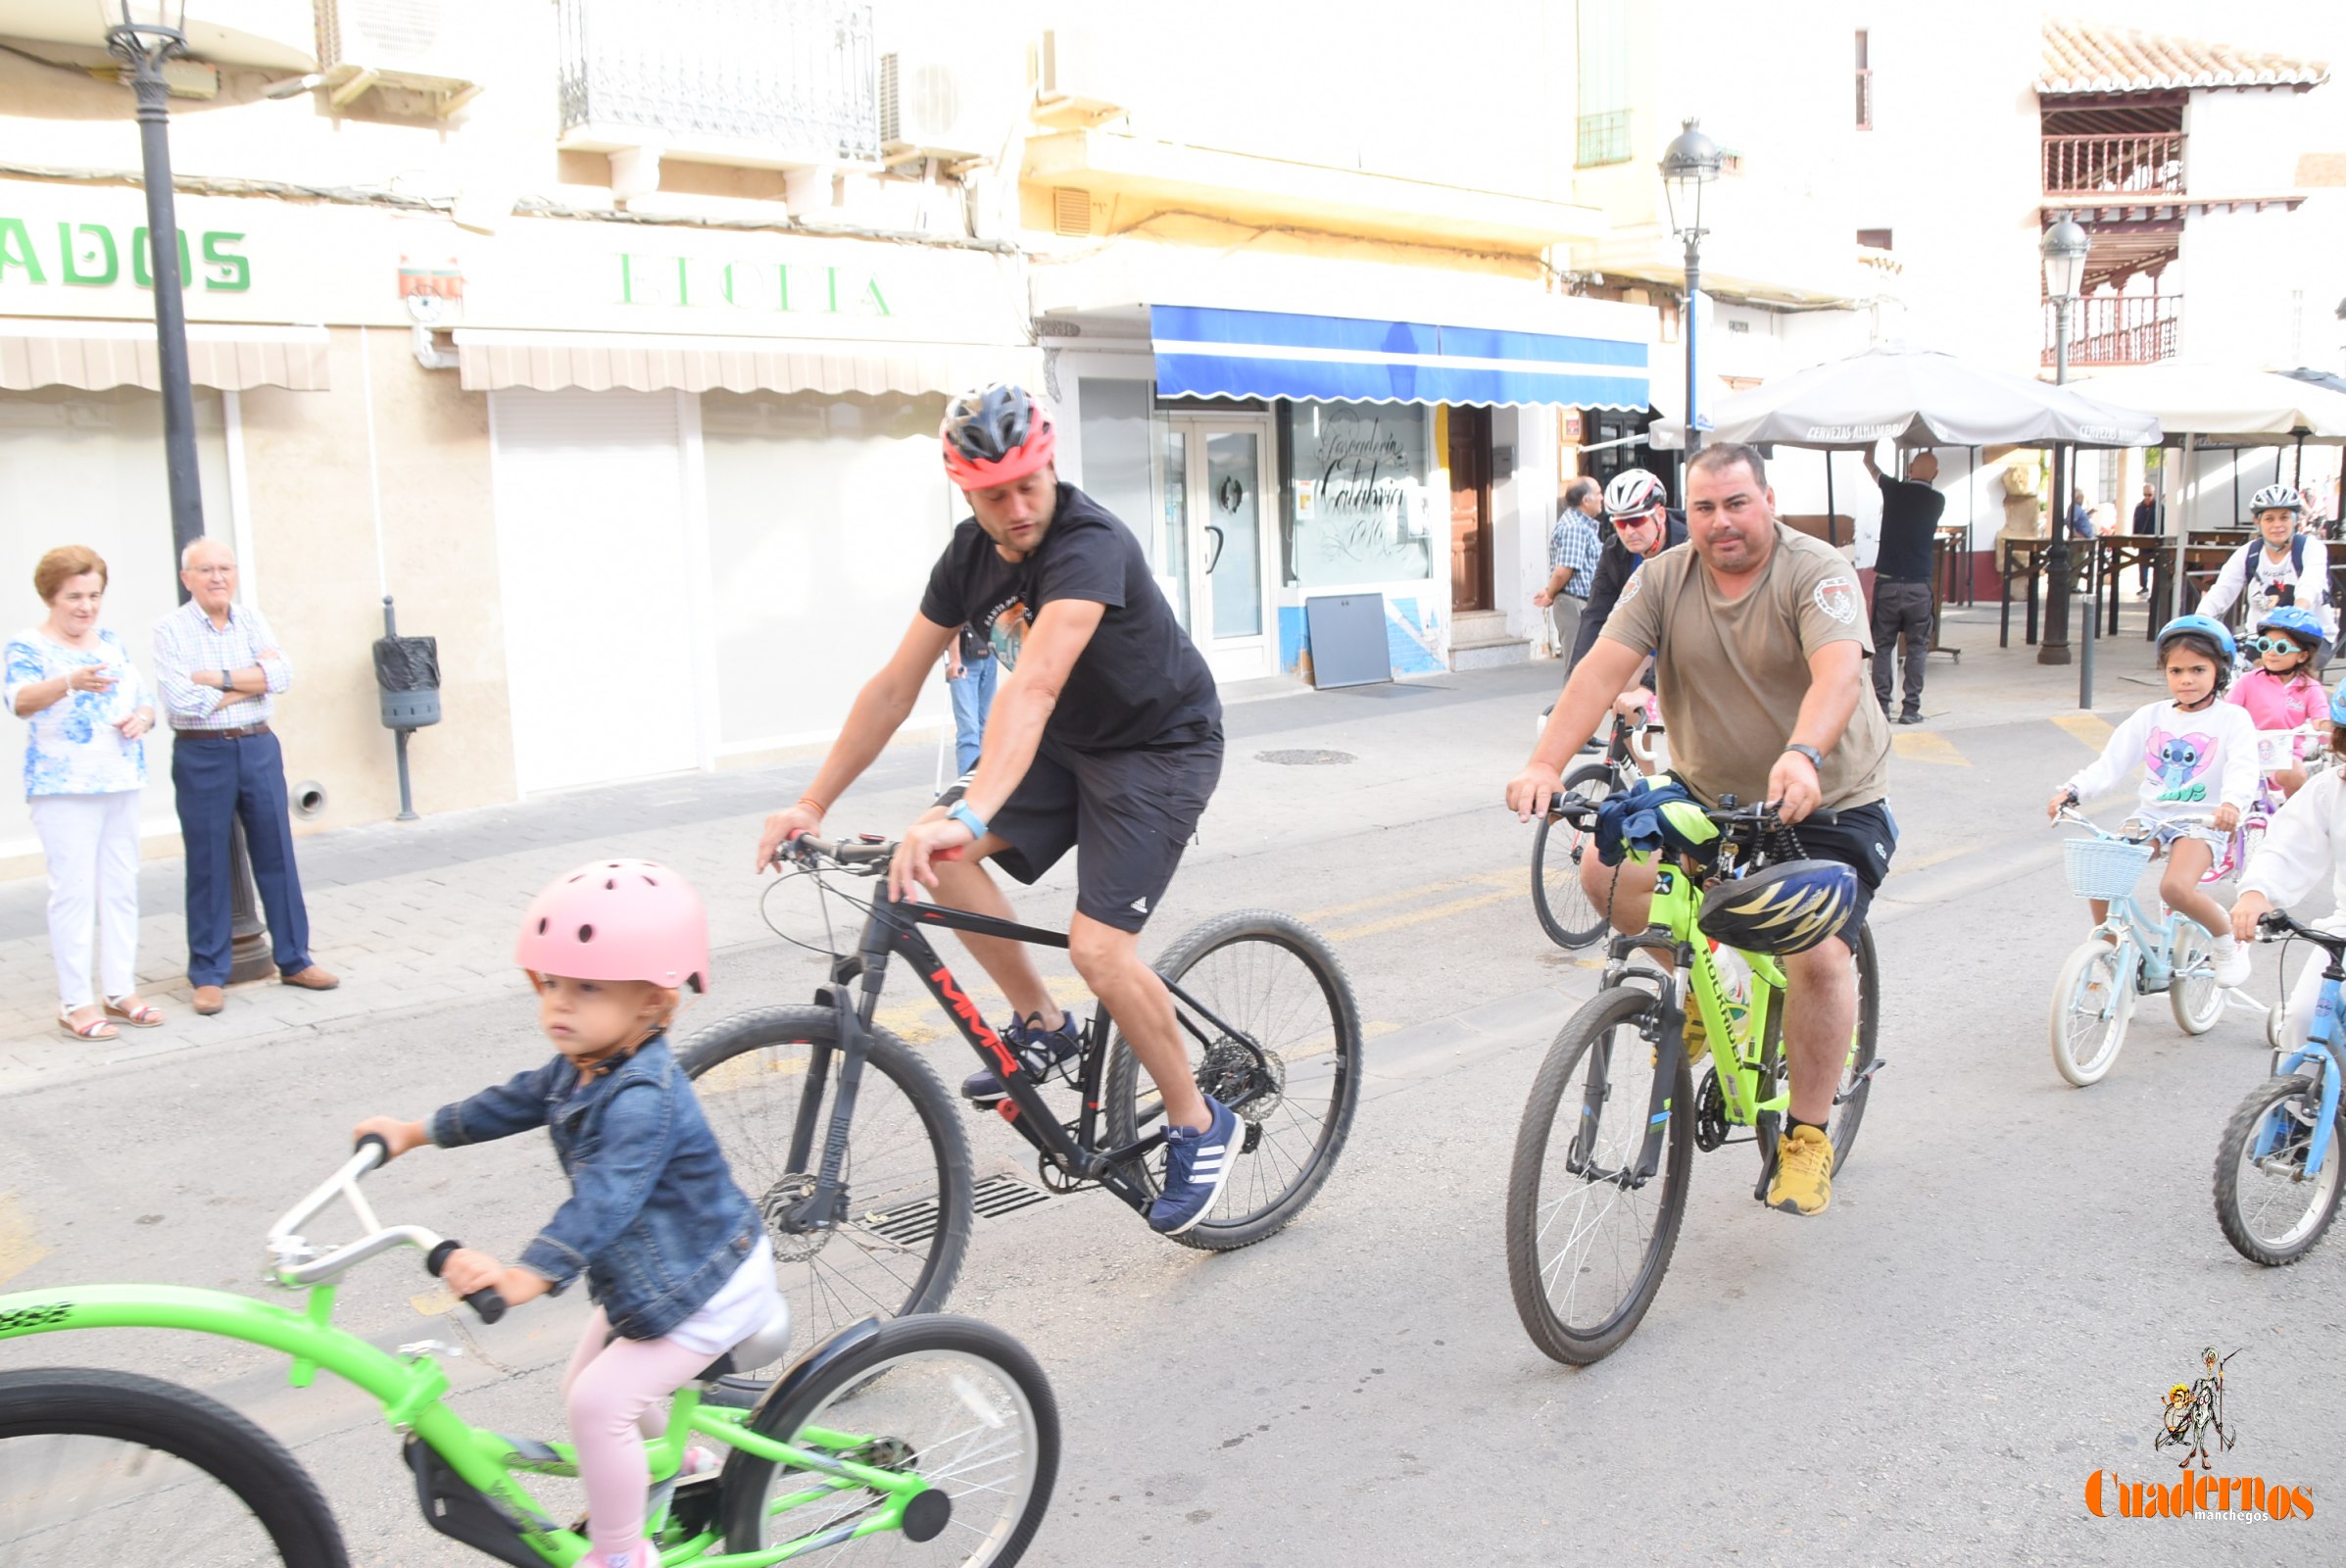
top-left (960, 1012), bottom-right (1083, 1101)
top-left (1148, 1098), bottom-right (1240, 1235)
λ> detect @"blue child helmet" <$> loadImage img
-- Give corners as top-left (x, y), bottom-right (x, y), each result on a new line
top-left (2330, 674), bottom-right (2346, 727)
top-left (2256, 605), bottom-right (2324, 647)
top-left (2156, 612), bottom-right (2237, 692)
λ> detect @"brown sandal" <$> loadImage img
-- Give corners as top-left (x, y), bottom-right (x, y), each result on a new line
top-left (60, 1008), bottom-right (119, 1041)
top-left (105, 995), bottom-right (165, 1028)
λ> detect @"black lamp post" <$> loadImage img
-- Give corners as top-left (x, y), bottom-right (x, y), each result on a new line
top-left (2038, 218), bottom-right (2090, 671)
top-left (1661, 119), bottom-right (1723, 457)
top-left (106, 0), bottom-right (272, 983)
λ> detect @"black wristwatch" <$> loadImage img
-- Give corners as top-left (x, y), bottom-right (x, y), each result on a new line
top-left (1783, 744), bottom-right (1824, 770)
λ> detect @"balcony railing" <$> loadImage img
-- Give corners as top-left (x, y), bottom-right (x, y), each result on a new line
top-left (1576, 110), bottom-right (1632, 168)
top-left (557, 0), bottom-right (880, 164)
top-left (2043, 294), bottom-right (2182, 368)
top-left (2042, 132), bottom-right (2184, 197)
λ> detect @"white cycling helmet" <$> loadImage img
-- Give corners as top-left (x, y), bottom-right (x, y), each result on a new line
top-left (1603, 468), bottom-right (1669, 520)
top-left (2250, 483), bottom-right (2303, 514)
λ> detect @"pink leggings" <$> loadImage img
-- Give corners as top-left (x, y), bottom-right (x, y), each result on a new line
top-left (562, 1308), bottom-right (716, 1564)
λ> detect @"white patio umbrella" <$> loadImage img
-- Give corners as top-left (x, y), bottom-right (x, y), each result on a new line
top-left (2073, 363), bottom-right (2346, 442)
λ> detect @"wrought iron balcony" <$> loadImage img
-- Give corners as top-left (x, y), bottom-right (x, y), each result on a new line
top-left (2043, 294), bottom-right (2181, 368)
top-left (2042, 133), bottom-right (2184, 197)
top-left (556, 0), bottom-right (880, 165)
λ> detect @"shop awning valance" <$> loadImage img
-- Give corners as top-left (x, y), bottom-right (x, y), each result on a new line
top-left (452, 329), bottom-right (1041, 398)
top-left (1149, 305), bottom-right (1649, 410)
top-left (0, 320), bottom-right (330, 392)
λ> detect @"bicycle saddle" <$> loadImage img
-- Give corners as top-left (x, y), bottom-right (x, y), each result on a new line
top-left (700, 1303), bottom-right (794, 1383)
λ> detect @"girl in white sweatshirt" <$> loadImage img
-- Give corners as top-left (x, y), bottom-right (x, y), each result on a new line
top-left (2230, 680), bottom-right (2346, 1049)
top-left (2047, 616), bottom-right (2259, 988)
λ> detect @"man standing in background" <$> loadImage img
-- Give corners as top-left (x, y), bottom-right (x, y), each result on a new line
top-left (1862, 447), bottom-right (1943, 725)
top-left (1533, 478), bottom-right (1603, 668)
top-left (946, 621), bottom-right (997, 775)
top-left (2131, 482), bottom-right (2160, 594)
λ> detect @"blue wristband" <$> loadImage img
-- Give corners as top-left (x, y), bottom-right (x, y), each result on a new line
top-left (948, 802), bottom-right (989, 840)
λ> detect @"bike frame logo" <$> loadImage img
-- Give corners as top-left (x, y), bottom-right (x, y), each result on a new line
top-left (2083, 1349), bottom-right (2315, 1521)
top-left (930, 966), bottom-right (1021, 1077)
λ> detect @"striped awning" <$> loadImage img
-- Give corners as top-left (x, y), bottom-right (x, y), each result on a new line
top-left (1150, 305), bottom-right (1649, 410)
top-left (453, 329), bottom-right (1041, 397)
top-left (0, 319), bottom-right (330, 392)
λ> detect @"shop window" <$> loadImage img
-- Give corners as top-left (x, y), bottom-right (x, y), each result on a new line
top-left (1280, 401), bottom-right (1434, 590)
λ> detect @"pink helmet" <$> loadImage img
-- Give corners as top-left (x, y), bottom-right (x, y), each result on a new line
top-left (514, 859), bottom-right (709, 993)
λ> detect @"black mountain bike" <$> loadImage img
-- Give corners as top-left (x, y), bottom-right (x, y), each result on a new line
top-left (683, 834), bottom-right (1363, 1363)
top-left (1531, 709), bottom-right (1664, 950)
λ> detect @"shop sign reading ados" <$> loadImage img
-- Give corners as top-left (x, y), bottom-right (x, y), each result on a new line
top-left (0, 217), bottom-right (251, 293)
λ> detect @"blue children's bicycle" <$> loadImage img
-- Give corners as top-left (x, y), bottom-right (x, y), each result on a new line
top-left (2049, 808), bottom-right (2237, 1087)
top-left (2217, 908), bottom-right (2346, 1265)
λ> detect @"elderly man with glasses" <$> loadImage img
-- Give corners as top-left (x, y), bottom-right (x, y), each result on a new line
top-left (1568, 468), bottom-right (1688, 668)
top-left (153, 537), bottom-right (336, 1015)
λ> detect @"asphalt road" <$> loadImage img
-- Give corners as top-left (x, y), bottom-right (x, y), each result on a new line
top-left (2, 663), bottom-right (2338, 1566)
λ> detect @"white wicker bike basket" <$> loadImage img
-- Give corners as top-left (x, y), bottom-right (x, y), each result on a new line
top-left (2064, 836), bottom-right (2152, 900)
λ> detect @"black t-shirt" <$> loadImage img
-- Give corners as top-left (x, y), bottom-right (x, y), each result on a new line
top-left (918, 483), bottom-right (1221, 752)
top-left (1873, 474), bottom-right (1945, 582)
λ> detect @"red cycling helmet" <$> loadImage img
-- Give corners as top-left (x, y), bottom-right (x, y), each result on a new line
top-left (514, 859), bottom-right (709, 994)
top-left (941, 383), bottom-right (1057, 491)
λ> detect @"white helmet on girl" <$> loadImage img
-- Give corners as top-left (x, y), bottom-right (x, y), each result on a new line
top-left (2250, 483), bottom-right (2303, 514)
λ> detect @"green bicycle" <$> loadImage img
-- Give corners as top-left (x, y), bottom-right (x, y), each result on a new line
top-left (0, 1137), bottom-right (1057, 1564)
top-left (1505, 796), bottom-right (1883, 1364)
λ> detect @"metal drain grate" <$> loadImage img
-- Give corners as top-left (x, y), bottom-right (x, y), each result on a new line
top-left (1256, 749), bottom-right (1356, 765)
top-left (862, 1174), bottom-right (1053, 1249)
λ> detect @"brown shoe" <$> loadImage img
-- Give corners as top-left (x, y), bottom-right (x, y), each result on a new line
top-left (192, 985), bottom-right (225, 1015)
top-left (280, 966), bottom-right (340, 992)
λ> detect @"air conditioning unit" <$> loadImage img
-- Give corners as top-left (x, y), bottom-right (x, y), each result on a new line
top-left (879, 52), bottom-right (994, 164)
top-left (317, 0), bottom-right (483, 117)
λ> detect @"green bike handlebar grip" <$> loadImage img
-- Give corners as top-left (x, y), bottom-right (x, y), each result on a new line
top-left (425, 1239), bottom-right (509, 1324)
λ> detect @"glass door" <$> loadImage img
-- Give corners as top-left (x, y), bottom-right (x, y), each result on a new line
top-left (1168, 414), bottom-right (1276, 680)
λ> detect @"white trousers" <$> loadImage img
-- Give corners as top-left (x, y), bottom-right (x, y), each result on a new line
top-left (29, 791), bottom-right (142, 1010)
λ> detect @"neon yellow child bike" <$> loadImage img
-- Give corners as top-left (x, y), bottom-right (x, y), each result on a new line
top-left (1506, 794), bottom-right (1882, 1364)
top-left (0, 1137), bottom-right (1057, 1565)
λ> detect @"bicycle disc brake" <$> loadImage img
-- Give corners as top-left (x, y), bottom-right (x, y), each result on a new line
top-left (758, 1174), bottom-right (836, 1263)
top-left (1197, 1037), bottom-right (1282, 1138)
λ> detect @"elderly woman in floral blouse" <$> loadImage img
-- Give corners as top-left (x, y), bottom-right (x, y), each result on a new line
top-left (5, 546), bottom-right (162, 1039)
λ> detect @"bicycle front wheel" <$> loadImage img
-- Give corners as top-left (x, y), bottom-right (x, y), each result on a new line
top-left (720, 1314), bottom-right (1058, 1565)
top-left (2050, 935), bottom-right (2136, 1086)
top-left (681, 1006), bottom-right (974, 1365)
top-left (1102, 910), bottom-right (1363, 1251)
top-left (1530, 762), bottom-right (1616, 949)
top-left (0, 1366), bottom-right (350, 1565)
top-left (1505, 986), bottom-right (1692, 1366)
top-left (2213, 1073), bottom-right (2346, 1266)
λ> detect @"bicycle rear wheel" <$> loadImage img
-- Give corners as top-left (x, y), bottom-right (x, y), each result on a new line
top-left (1102, 910), bottom-right (1363, 1251)
top-left (681, 1006), bottom-right (974, 1365)
top-left (0, 1366), bottom-right (349, 1565)
top-left (2170, 923), bottom-right (2225, 1035)
top-left (1530, 762), bottom-right (1617, 949)
top-left (2213, 1073), bottom-right (2346, 1266)
top-left (2050, 935), bottom-right (2136, 1086)
top-left (1825, 923), bottom-right (1882, 1172)
top-left (720, 1314), bottom-right (1057, 1565)
top-left (1505, 986), bottom-right (1692, 1365)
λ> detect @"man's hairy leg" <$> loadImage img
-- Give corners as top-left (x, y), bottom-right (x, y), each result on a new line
top-left (926, 845), bottom-right (1065, 1030)
top-left (1067, 912), bottom-right (1207, 1133)
top-left (1782, 933), bottom-right (1858, 1125)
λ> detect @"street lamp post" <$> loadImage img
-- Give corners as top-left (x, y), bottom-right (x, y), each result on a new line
top-left (2038, 218), bottom-right (2090, 678)
top-left (105, 0), bottom-right (273, 984)
top-left (1661, 119), bottom-right (1723, 459)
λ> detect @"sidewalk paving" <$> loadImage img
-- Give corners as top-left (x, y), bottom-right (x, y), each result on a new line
top-left (0, 601), bottom-right (2133, 1089)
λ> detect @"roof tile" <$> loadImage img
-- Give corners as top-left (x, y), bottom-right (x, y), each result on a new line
top-left (2039, 19), bottom-right (2328, 96)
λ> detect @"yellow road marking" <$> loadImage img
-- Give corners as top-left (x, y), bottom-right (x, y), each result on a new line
top-left (2052, 711), bottom-right (2114, 750)
top-left (1891, 731), bottom-right (1970, 766)
top-left (411, 1287), bottom-right (458, 1317)
top-left (1896, 844), bottom-right (1972, 874)
top-left (1325, 888), bottom-right (1521, 943)
top-left (1298, 869), bottom-right (1516, 924)
top-left (0, 1193), bottom-right (48, 1286)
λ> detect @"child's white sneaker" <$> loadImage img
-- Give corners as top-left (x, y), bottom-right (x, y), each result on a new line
top-left (2213, 940), bottom-right (2252, 989)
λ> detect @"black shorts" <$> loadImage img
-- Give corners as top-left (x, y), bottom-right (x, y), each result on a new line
top-left (956, 736), bottom-right (1223, 933)
top-left (1774, 798), bottom-right (1898, 942)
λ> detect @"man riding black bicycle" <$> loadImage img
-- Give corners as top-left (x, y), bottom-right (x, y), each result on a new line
top-left (755, 383), bottom-right (1237, 1234)
top-left (1506, 442), bottom-right (1896, 1217)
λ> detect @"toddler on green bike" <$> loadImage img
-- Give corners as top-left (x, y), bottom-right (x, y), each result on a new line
top-left (355, 860), bottom-right (784, 1568)
top-left (2047, 615), bottom-right (2258, 989)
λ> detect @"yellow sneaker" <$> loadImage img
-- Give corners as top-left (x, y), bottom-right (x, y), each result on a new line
top-left (1660, 1006), bottom-right (1708, 1072)
top-left (1767, 1124), bottom-right (1834, 1216)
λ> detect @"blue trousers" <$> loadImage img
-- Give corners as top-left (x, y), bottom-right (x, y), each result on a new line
top-left (171, 729), bottom-right (313, 985)
top-left (949, 656), bottom-right (998, 775)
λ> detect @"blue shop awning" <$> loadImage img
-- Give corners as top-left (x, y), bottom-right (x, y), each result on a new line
top-left (1149, 305), bottom-right (1649, 410)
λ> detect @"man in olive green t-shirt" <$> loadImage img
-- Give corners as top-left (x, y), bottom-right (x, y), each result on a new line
top-left (1505, 443), bottom-right (1895, 1218)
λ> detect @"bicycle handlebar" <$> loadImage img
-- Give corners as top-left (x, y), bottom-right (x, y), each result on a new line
top-left (1546, 791), bottom-right (1837, 833)
top-left (774, 832), bottom-right (893, 871)
top-left (262, 1140), bottom-right (505, 1323)
top-left (2052, 805), bottom-right (2227, 842)
top-left (2257, 906), bottom-right (2346, 953)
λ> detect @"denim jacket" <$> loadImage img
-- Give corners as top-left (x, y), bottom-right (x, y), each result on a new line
top-left (427, 1036), bottom-right (760, 1341)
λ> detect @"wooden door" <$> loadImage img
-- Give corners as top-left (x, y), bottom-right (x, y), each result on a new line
top-left (1448, 404), bottom-right (1492, 612)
